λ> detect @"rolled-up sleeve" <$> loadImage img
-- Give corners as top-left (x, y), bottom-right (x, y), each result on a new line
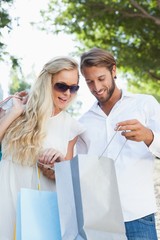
top-left (149, 131), bottom-right (160, 158)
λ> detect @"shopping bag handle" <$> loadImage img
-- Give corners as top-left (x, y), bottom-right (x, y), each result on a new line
top-left (99, 126), bottom-right (127, 161)
top-left (0, 96), bottom-right (13, 108)
top-left (36, 162), bottom-right (41, 190)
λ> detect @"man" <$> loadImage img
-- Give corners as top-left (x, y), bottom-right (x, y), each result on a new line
top-left (77, 47), bottom-right (160, 240)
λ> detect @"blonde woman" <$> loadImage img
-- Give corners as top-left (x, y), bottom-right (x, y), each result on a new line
top-left (0, 56), bottom-right (85, 239)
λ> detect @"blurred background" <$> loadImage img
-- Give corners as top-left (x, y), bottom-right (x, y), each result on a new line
top-left (1, 0), bottom-right (160, 118)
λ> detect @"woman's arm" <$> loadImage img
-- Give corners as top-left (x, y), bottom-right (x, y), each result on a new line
top-left (0, 97), bottom-right (25, 141)
top-left (38, 136), bottom-right (78, 180)
top-left (65, 136), bottom-right (78, 160)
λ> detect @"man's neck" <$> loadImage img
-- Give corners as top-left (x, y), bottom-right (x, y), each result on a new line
top-left (99, 88), bottom-right (122, 115)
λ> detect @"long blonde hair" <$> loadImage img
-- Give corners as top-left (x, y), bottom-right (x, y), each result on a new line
top-left (3, 56), bottom-right (78, 166)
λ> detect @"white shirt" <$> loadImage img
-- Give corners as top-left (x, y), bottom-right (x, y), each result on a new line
top-left (77, 90), bottom-right (160, 221)
top-left (43, 111), bottom-right (85, 156)
top-left (0, 111), bottom-right (86, 239)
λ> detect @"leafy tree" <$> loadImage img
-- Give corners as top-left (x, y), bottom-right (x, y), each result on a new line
top-left (9, 77), bottom-right (31, 94)
top-left (40, 0), bottom-right (160, 97)
top-left (0, 0), bottom-right (19, 67)
top-left (121, 72), bottom-right (160, 102)
top-left (9, 67), bottom-right (31, 94)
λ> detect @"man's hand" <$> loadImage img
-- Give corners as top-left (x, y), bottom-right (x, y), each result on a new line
top-left (115, 119), bottom-right (154, 146)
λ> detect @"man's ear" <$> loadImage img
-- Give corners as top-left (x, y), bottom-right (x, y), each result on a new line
top-left (112, 65), bottom-right (117, 79)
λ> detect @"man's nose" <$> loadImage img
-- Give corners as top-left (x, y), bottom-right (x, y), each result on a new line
top-left (93, 82), bottom-right (101, 92)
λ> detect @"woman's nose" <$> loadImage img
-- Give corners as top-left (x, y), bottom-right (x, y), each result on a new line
top-left (63, 89), bottom-right (71, 95)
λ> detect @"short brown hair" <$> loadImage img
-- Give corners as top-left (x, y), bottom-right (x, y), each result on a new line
top-left (80, 48), bottom-right (116, 73)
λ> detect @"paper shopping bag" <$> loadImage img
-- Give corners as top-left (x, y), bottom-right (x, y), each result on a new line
top-left (55, 154), bottom-right (127, 240)
top-left (15, 188), bottom-right (61, 240)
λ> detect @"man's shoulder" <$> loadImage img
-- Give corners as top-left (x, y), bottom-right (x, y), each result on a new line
top-left (124, 91), bottom-right (158, 103)
top-left (79, 102), bottom-right (98, 121)
top-left (79, 110), bottom-right (92, 122)
top-left (134, 93), bottom-right (158, 104)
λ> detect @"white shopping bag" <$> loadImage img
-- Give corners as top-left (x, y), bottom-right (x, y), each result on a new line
top-left (55, 154), bottom-right (127, 240)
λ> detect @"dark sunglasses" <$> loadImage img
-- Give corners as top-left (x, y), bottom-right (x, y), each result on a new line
top-left (54, 82), bottom-right (79, 94)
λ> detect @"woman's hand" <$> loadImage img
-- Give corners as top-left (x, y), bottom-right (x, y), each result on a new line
top-left (38, 148), bottom-right (65, 165)
top-left (38, 148), bottom-right (65, 180)
top-left (14, 90), bottom-right (29, 105)
top-left (0, 93), bottom-right (28, 141)
top-left (11, 90), bottom-right (29, 116)
top-left (11, 96), bottom-right (26, 117)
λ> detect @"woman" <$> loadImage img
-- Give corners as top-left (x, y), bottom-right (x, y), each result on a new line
top-left (0, 56), bottom-right (85, 239)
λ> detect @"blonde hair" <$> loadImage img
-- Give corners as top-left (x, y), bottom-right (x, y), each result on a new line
top-left (3, 56), bottom-right (78, 166)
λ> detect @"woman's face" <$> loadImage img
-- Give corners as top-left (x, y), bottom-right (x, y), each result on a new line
top-left (52, 68), bottom-right (79, 115)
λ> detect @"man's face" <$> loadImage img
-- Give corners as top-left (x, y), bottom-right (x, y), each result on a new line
top-left (82, 66), bottom-right (116, 104)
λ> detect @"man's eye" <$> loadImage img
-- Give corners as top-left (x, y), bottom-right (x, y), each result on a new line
top-left (86, 81), bottom-right (93, 84)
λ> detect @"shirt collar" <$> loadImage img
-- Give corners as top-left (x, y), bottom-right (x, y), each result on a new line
top-left (89, 89), bottom-right (134, 115)
top-left (121, 89), bottom-right (134, 98)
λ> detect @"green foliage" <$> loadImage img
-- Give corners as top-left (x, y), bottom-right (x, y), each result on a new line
top-left (9, 79), bottom-right (30, 94)
top-left (40, 0), bottom-right (160, 97)
top-left (0, 0), bottom-right (19, 67)
top-left (9, 67), bottom-right (31, 94)
top-left (120, 71), bottom-right (160, 102)
top-left (0, 0), bottom-right (12, 59)
top-left (128, 78), bottom-right (160, 102)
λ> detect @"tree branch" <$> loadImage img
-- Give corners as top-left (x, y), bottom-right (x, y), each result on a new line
top-left (121, 11), bottom-right (160, 25)
top-left (130, 0), bottom-right (160, 25)
top-left (130, 0), bottom-right (150, 16)
top-left (148, 71), bottom-right (160, 80)
top-left (89, 2), bottom-right (160, 26)
top-left (157, 0), bottom-right (160, 9)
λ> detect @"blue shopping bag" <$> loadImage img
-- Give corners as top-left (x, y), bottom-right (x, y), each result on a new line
top-left (15, 188), bottom-right (61, 240)
top-left (0, 150), bottom-right (1, 160)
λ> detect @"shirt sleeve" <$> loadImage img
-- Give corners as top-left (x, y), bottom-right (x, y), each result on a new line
top-left (76, 132), bottom-right (90, 154)
top-left (69, 117), bottom-right (86, 141)
top-left (145, 96), bottom-right (160, 158)
top-left (149, 131), bottom-right (160, 158)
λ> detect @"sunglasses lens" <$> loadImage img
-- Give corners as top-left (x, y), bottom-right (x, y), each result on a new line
top-left (54, 83), bottom-right (79, 93)
top-left (70, 85), bottom-right (79, 93)
top-left (54, 83), bottom-right (68, 92)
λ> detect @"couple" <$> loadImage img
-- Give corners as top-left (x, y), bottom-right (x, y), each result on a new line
top-left (0, 47), bottom-right (160, 240)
